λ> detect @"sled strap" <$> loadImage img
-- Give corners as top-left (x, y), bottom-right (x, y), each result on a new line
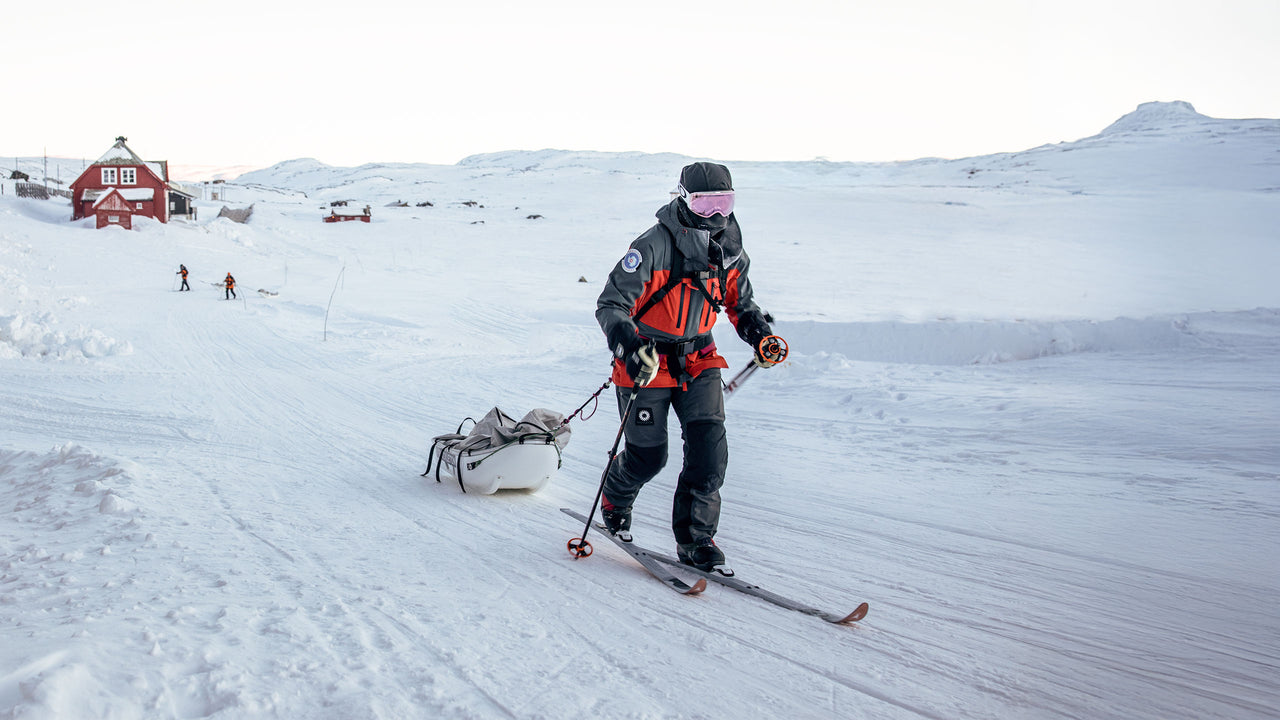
top-left (463, 433), bottom-right (563, 471)
top-left (422, 437), bottom-right (446, 480)
top-left (454, 450), bottom-right (467, 493)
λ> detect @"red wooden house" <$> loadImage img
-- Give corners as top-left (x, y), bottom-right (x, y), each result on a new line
top-left (70, 137), bottom-right (194, 226)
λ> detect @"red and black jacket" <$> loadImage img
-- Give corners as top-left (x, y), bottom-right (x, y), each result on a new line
top-left (597, 200), bottom-right (769, 388)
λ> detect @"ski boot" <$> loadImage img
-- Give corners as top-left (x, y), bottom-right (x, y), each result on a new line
top-left (678, 538), bottom-right (734, 577)
top-left (601, 503), bottom-right (632, 543)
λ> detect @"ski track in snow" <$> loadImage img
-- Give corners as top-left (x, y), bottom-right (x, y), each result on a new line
top-left (3, 109), bottom-right (1280, 718)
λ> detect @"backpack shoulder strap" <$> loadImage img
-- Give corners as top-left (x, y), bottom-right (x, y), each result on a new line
top-left (633, 229), bottom-right (730, 322)
top-left (632, 225), bottom-right (685, 323)
top-left (634, 272), bottom-right (683, 323)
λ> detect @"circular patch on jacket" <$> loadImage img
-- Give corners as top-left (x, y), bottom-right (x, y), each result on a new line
top-left (621, 249), bottom-right (643, 273)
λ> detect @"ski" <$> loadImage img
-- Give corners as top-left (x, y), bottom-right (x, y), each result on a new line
top-left (650, 552), bottom-right (869, 624)
top-left (561, 508), bottom-right (706, 595)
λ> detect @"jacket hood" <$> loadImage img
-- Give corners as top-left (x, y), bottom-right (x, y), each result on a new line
top-left (656, 199), bottom-right (744, 270)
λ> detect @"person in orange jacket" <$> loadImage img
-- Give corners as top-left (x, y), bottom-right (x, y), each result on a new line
top-left (224, 272), bottom-right (237, 300)
top-left (594, 162), bottom-right (783, 575)
top-left (177, 264), bottom-right (189, 291)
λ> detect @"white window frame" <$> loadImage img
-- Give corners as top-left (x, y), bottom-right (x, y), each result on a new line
top-left (136, 203), bottom-right (144, 210)
top-left (101, 168), bottom-right (118, 184)
top-left (120, 168), bottom-right (137, 185)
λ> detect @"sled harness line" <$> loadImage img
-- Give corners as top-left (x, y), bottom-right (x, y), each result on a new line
top-left (562, 380), bottom-right (612, 427)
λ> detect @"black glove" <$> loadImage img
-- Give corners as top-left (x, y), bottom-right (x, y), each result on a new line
top-left (608, 324), bottom-right (659, 387)
top-left (737, 310), bottom-right (785, 368)
top-left (625, 345), bottom-right (659, 386)
top-left (737, 311), bottom-right (771, 346)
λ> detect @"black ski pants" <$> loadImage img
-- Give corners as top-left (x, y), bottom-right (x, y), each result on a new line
top-left (602, 369), bottom-right (728, 546)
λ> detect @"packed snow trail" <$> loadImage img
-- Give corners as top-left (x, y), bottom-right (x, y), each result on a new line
top-left (7, 235), bottom-right (1274, 719)
top-left (3, 118), bottom-right (1280, 718)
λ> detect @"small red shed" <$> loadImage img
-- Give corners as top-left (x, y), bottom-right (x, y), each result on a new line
top-left (92, 188), bottom-right (136, 229)
top-left (324, 205), bottom-right (372, 223)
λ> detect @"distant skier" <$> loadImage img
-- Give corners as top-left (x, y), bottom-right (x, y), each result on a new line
top-left (224, 272), bottom-right (236, 300)
top-left (595, 161), bottom-right (784, 575)
top-left (177, 264), bottom-right (190, 291)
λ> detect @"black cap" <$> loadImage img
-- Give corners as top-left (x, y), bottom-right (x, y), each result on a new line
top-left (679, 162), bottom-right (733, 193)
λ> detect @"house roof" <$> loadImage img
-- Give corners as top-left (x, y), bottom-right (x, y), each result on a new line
top-left (96, 138), bottom-right (146, 166)
top-left (91, 188), bottom-right (134, 212)
top-left (92, 138), bottom-right (169, 181)
top-left (87, 187), bottom-right (155, 205)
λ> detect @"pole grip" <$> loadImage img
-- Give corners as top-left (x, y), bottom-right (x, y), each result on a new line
top-left (756, 335), bottom-right (788, 364)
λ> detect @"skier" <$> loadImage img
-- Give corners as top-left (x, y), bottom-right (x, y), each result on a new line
top-left (224, 272), bottom-right (236, 300)
top-left (595, 162), bottom-right (783, 575)
top-left (177, 264), bottom-right (190, 291)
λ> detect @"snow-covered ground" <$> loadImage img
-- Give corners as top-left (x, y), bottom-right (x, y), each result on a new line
top-left (2, 101), bottom-right (1278, 719)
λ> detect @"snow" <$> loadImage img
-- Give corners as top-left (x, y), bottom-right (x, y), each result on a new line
top-left (88, 188), bottom-right (155, 205)
top-left (95, 144), bottom-right (141, 165)
top-left (1098, 99), bottom-right (1209, 134)
top-left (2, 101), bottom-right (1279, 719)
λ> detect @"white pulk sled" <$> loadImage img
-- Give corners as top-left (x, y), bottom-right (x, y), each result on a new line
top-left (423, 407), bottom-right (571, 495)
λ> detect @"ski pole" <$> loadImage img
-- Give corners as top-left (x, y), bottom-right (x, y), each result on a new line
top-left (723, 334), bottom-right (789, 399)
top-left (567, 385), bottom-right (640, 559)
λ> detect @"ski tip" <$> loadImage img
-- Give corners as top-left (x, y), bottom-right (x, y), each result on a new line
top-left (686, 577), bottom-right (708, 595)
top-left (831, 602), bottom-right (870, 624)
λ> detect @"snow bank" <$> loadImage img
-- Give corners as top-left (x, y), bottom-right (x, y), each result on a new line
top-left (0, 445), bottom-right (154, 719)
top-left (202, 216), bottom-right (257, 248)
top-left (0, 443), bottom-right (142, 523)
top-left (778, 313), bottom-right (1222, 365)
top-left (0, 201), bottom-right (133, 361)
top-left (0, 441), bottom-right (287, 718)
top-left (0, 311), bottom-right (132, 361)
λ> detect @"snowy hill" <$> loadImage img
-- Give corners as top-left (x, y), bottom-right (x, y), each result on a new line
top-left (2, 102), bottom-right (1279, 719)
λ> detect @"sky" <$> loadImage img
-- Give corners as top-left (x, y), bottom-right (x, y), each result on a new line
top-left (5, 0), bottom-right (1279, 177)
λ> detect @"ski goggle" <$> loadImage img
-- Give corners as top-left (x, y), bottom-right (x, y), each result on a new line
top-left (677, 184), bottom-right (735, 218)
